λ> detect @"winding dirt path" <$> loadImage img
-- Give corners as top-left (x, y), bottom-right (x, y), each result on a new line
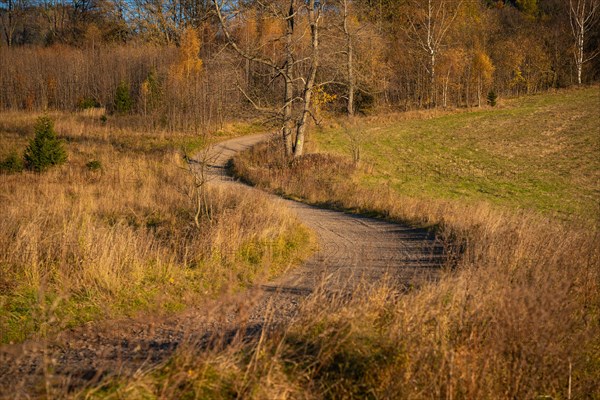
top-left (208, 134), bottom-right (442, 294)
top-left (0, 134), bottom-right (442, 398)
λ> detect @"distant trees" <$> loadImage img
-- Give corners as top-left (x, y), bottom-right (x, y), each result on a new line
top-left (0, 0), bottom-right (25, 46)
top-left (403, 0), bottom-right (464, 107)
top-left (0, 0), bottom-right (599, 120)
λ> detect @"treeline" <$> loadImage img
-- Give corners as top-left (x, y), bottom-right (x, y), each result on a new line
top-left (0, 41), bottom-right (243, 131)
top-left (1, 0), bottom-right (598, 127)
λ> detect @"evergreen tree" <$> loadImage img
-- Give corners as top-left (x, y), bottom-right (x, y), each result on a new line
top-left (487, 90), bottom-right (498, 107)
top-left (24, 116), bottom-right (67, 172)
top-left (114, 80), bottom-right (133, 114)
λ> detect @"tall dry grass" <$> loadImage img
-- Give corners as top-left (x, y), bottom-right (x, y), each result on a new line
top-left (0, 113), bottom-right (311, 344)
top-left (198, 138), bottom-right (599, 398)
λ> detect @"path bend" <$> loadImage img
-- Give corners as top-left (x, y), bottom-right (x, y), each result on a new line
top-left (0, 133), bottom-right (443, 397)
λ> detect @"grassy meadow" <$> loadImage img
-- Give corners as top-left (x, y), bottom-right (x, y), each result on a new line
top-left (2, 87), bottom-right (599, 398)
top-left (0, 112), bottom-right (311, 344)
top-left (316, 87), bottom-right (600, 219)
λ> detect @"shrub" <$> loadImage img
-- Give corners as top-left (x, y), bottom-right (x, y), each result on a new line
top-left (0, 150), bottom-right (24, 173)
top-left (77, 97), bottom-right (100, 110)
top-left (23, 116), bottom-right (67, 172)
top-left (114, 80), bottom-right (133, 114)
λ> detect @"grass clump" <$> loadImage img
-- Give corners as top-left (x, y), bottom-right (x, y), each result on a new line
top-left (85, 159), bottom-right (102, 171)
top-left (0, 150), bottom-right (24, 173)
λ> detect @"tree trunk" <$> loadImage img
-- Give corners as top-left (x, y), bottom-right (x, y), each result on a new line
top-left (283, 0), bottom-right (295, 156)
top-left (343, 0), bottom-right (355, 116)
top-left (477, 75), bottom-right (482, 107)
top-left (292, 0), bottom-right (320, 157)
top-left (577, 23), bottom-right (584, 84)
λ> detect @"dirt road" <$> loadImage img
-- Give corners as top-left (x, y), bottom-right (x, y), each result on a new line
top-left (0, 134), bottom-right (442, 397)
top-left (208, 134), bottom-right (442, 294)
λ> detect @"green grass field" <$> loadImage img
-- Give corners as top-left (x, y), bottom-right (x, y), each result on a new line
top-left (315, 87), bottom-right (600, 219)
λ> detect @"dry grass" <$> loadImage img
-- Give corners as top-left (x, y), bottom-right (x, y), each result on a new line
top-left (4, 85), bottom-right (599, 397)
top-left (214, 94), bottom-right (599, 397)
top-left (81, 123), bottom-right (598, 398)
top-left (0, 112), bottom-right (311, 344)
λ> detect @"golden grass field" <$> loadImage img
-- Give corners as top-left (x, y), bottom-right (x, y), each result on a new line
top-left (1, 87), bottom-right (599, 399)
top-left (0, 112), bottom-right (311, 344)
top-left (222, 87), bottom-right (600, 398)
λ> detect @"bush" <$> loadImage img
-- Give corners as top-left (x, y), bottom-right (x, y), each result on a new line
top-left (114, 80), bottom-right (133, 114)
top-left (23, 116), bottom-right (67, 172)
top-left (487, 90), bottom-right (498, 107)
top-left (0, 150), bottom-right (24, 173)
top-left (77, 97), bottom-right (100, 110)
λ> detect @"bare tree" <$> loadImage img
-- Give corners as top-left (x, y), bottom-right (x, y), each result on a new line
top-left (1, 0), bottom-right (27, 47)
top-left (404, 0), bottom-right (463, 107)
top-left (569, 0), bottom-right (599, 85)
top-left (182, 144), bottom-right (221, 228)
top-left (340, 0), bottom-right (355, 116)
top-left (213, 0), bottom-right (324, 158)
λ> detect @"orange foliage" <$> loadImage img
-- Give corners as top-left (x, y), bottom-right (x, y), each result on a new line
top-left (171, 27), bottom-right (203, 81)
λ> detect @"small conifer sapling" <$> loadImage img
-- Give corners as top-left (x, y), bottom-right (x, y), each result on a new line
top-left (24, 116), bottom-right (67, 172)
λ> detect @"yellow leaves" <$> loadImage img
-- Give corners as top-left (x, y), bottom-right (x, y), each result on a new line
top-left (313, 87), bottom-right (337, 107)
top-left (141, 80), bottom-right (150, 98)
top-left (510, 67), bottom-right (526, 89)
top-left (313, 87), bottom-right (337, 117)
top-left (347, 14), bottom-right (361, 31)
top-left (238, 11), bottom-right (258, 49)
top-left (472, 51), bottom-right (495, 85)
top-left (260, 16), bottom-right (284, 45)
top-left (234, 12), bottom-right (284, 54)
top-left (170, 27), bottom-right (203, 82)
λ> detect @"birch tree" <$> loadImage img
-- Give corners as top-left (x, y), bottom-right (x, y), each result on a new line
top-left (340, 0), bottom-right (355, 116)
top-left (569, 0), bottom-right (599, 85)
top-left (404, 0), bottom-right (463, 107)
top-left (213, 0), bottom-right (324, 157)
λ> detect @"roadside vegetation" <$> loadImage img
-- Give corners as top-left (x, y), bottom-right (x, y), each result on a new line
top-left (236, 87), bottom-right (600, 221)
top-left (0, 112), bottom-right (312, 344)
top-left (2, 0), bottom-right (600, 395)
top-left (171, 87), bottom-right (600, 399)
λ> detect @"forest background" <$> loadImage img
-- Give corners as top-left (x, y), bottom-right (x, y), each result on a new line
top-left (1, 0), bottom-right (599, 137)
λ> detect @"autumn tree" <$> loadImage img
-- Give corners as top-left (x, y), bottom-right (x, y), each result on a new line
top-left (168, 26), bottom-right (205, 133)
top-left (472, 51), bottom-right (495, 107)
top-left (339, 0), bottom-right (356, 115)
top-left (403, 0), bottom-right (464, 107)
